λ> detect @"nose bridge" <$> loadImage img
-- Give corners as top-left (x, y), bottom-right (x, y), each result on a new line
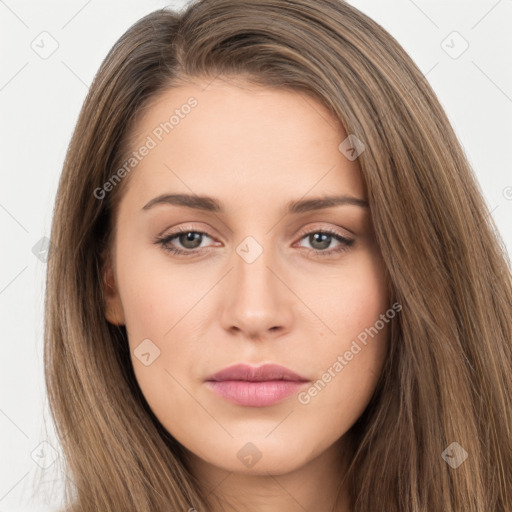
top-left (234, 233), bottom-right (278, 302)
top-left (221, 233), bottom-right (291, 335)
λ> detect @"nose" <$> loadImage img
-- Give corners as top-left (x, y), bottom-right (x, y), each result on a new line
top-left (220, 238), bottom-right (294, 340)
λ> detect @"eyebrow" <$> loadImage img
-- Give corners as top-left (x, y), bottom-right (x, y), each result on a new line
top-left (141, 193), bottom-right (369, 214)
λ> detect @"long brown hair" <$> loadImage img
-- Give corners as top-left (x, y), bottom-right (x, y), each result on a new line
top-left (43, 0), bottom-right (512, 510)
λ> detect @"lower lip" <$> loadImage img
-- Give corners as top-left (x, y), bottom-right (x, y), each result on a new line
top-left (205, 380), bottom-right (308, 407)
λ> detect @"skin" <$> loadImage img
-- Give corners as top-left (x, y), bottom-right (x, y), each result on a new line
top-left (103, 77), bottom-right (391, 512)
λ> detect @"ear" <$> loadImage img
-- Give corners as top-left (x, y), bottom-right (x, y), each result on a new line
top-left (101, 252), bottom-right (126, 326)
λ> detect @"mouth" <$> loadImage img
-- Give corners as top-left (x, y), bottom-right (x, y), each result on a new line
top-left (205, 363), bottom-right (310, 407)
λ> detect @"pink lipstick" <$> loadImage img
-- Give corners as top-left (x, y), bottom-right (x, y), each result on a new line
top-left (205, 363), bottom-right (309, 407)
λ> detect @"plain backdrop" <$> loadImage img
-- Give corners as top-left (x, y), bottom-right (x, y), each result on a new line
top-left (1, 0), bottom-right (511, 510)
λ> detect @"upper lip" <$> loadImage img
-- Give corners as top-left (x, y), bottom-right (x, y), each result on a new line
top-left (206, 363), bottom-right (309, 382)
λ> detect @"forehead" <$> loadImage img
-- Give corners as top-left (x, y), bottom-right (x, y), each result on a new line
top-left (121, 78), bottom-right (366, 212)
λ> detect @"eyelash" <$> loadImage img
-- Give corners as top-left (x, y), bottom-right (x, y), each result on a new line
top-left (154, 226), bottom-right (355, 258)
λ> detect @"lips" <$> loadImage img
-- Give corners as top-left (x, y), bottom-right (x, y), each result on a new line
top-left (205, 363), bottom-right (309, 383)
top-left (205, 363), bottom-right (310, 407)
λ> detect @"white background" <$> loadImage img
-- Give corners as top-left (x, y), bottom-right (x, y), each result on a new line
top-left (1, 0), bottom-right (511, 510)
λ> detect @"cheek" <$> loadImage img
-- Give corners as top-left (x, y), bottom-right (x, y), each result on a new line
top-left (299, 245), bottom-right (389, 349)
top-left (113, 234), bottom-right (212, 395)
top-left (115, 235), bottom-right (200, 345)
top-left (114, 245), bottom-right (200, 422)
top-left (298, 248), bottom-right (390, 412)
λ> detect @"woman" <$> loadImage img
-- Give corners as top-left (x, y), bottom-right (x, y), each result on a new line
top-left (43, 0), bottom-right (512, 510)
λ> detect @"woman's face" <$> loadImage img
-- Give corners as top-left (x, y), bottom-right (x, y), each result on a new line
top-left (104, 77), bottom-right (391, 476)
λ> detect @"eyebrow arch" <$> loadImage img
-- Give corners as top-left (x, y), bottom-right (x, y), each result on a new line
top-left (141, 193), bottom-right (369, 213)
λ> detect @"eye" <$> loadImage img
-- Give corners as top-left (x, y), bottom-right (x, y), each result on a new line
top-left (294, 228), bottom-right (354, 257)
top-left (155, 226), bottom-right (216, 255)
top-left (154, 226), bottom-right (355, 257)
